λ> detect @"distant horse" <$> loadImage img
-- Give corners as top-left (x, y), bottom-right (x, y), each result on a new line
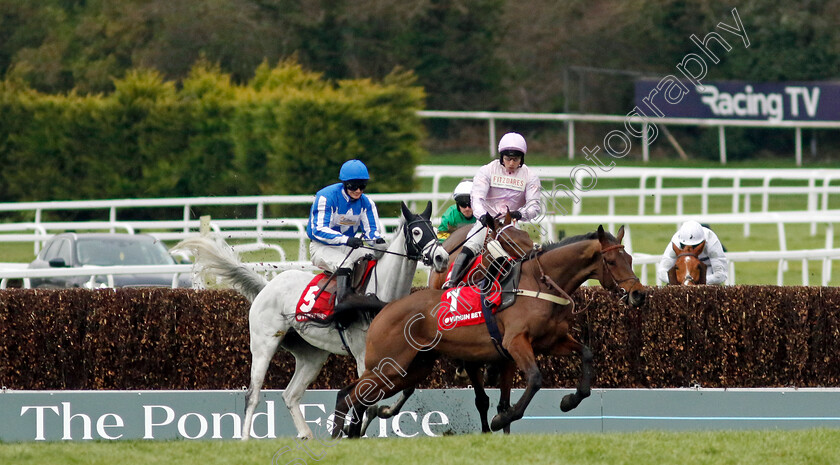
top-left (668, 242), bottom-right (707, 285)
top-left (173, 202), bottom-right (449, 440)
top-left (333, 225), bottom-right (646, 438)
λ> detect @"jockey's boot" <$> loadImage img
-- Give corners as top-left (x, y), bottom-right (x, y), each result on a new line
top-left (443, 248), bottom-right (475, 289)
top-left (334, 267), bottom-right (353, 306)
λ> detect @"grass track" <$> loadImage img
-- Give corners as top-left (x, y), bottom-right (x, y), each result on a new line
top-left (3, 429), bottom-right (840, 465)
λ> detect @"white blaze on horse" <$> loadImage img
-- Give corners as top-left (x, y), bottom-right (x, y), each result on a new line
top-left (173, 201), bottom-right (448, 440)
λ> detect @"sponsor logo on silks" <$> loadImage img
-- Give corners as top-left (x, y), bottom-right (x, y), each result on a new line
top-left (490, 174), bottom-right (526, 191)
top-left (335, 213), bottom-right (361, 226)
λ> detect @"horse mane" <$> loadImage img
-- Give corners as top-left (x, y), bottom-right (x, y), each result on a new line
top-left (539, 230), bottom-right (615, 254)
top-left (297, 294), bottom-right (387, 330)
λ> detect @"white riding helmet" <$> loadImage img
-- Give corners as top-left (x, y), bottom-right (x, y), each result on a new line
top-left (452, 180), bottom-right (473, 199)
top-left (676, 220), bottom-right (706, 246)
top-left (498, 132), bottom-right (527, 154)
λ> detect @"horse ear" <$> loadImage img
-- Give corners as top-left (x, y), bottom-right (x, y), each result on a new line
top-left (672, 242), bottom-right (681, 255)
top-left (616, 225), bottom-right (625, 243)
top-left (694, 241), bottom-right (706, 255)
top-left (421, 201), bottom-right (432, 220)
top-left (597, 225), bottom-right (606, 242)
top-left (504, 207), bottom-right (512, 225)
top-left (400, 202), bottom-right (413, 220)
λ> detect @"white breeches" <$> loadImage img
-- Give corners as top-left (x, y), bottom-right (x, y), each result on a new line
top-left (309, 241), bottom-right (371, 272)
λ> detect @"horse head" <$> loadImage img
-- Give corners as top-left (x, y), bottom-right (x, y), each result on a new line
top-left (400, 201), bottom-right (449, 272)
top-left (669, 241), bottom-right (707, 285)
top-left (596, 225), bottom-right (646, 307)
top-left (483, 211), bottom-right (534, 259)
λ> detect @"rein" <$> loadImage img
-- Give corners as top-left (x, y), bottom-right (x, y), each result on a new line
top-left (357, 218), bottom-right (437, 262)
top-left (504, 247), bottom-right (575, 311)
top-left (514, 242), bottom-right (640, 312)
top-left (445, 223), bottom-right (488, 253)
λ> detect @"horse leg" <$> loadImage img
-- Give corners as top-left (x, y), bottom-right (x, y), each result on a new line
top-left (463, 361), bottom-right (491, 433)
top-left (241, 329), bottom-right (284, 441)
top-left (353, 353), bottom-right (437, 438)
top-left (496, 361), bottom-right (516, 434)
top-left (332, 379), bottom-right (361, 439)
top-left (374, 387), bottom-right (416, 419)
top-left (552, 336), bottom-right (593, 412)
top-left (281, 343), bottom-right (331, 439)
top-left (490, 333), bottom-right (541, 432)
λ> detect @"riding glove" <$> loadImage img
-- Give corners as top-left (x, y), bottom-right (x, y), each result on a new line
top-left (346, 237), bottom-right (364, 249)
top-left (509, 211), bottom-right (523, 221)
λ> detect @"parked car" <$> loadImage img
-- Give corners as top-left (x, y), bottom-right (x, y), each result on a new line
top-left (28, 233), bottom-right (191, 289)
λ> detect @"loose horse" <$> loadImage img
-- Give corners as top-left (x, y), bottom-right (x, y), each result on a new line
top-left (333, 225), bottom-right (646, 437)
top-left (173, 202), bottom-right (448, 440)
top-left (668, 241), bottom-right (707, 285)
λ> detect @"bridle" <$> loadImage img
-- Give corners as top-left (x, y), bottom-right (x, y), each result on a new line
top-left (599, 243), bottom-right (641, 300)
top-left (675, 251), bottom-right (702, 285)
top-left (358, 216), bottom-right (440, 266)
top-left (405, 217), bottom-right (442, 266)
top-left (490, 222), bottom-right (530, 260)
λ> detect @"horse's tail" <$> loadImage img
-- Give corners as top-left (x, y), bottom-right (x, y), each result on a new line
top-left (172, 235), bottom-right (268, 302)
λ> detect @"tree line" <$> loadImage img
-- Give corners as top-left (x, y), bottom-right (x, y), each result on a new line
top-left (1, 0), bottom-right (839, 169)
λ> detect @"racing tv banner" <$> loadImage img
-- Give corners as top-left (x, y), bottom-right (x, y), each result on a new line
top-left (634, 79), bottom-right (840, 122)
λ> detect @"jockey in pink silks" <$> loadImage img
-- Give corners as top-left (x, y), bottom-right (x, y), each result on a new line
top-left (444, 132), bottom-right (542, 288)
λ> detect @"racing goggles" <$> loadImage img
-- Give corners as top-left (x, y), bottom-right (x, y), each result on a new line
top-left (344, 181), bottom-right (368, 192)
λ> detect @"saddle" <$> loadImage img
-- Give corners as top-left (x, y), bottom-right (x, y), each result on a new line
top-left (445, 254), bottom-right (522, 311)
top-left (295, 259), bottom-right (377, 322)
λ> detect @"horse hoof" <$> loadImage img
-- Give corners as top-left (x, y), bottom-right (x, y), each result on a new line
top-left (560, 394), bottom-right (577, 412)
top-left (490, 414), bottom-right (506, 432)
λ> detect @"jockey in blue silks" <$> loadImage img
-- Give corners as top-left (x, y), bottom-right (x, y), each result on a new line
top-left (306, 159), bottom-right (386, 304)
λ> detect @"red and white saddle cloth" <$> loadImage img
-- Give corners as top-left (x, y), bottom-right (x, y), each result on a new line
top-left (295, 260), bottom-right (377, 322)
top-left (436, 284), bottom-right (502, 332)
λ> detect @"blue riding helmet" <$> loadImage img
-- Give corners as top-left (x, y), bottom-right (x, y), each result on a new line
top-left (339, 160), bottom-right (370, 181)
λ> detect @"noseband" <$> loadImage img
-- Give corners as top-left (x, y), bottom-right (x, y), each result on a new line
top-left (675, 251), bottom-right (701, 284)
top-left (405, 217), bottom-right (440, 265)
top-left (599, 244), bottom-right (640, 298)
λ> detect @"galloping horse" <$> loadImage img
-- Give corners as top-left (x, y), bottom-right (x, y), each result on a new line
top-left (333, 225), bottom-right (646, 437)
top-left (668, 242), bottom-right (707, 285)
top-left (366, 211), bottom-right (534, 433)
top-left (173, 202), bottom-right (448, 440)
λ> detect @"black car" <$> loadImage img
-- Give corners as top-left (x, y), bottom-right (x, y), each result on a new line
top-left (28, 233), bottom-right (191, 289)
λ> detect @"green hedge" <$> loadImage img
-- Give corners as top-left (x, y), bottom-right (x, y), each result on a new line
top-left (0, 61), bottom-right (425, 215)
top-left (2, 286), bottom-right (840, 390)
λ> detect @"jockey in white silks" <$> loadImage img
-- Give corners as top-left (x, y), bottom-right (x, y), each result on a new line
top-left (656, 220), bottom-right (729, 285)
top-left (306, 159), bottom-right (385, 304)
top-left (444, 132), bottom-right (542, 288)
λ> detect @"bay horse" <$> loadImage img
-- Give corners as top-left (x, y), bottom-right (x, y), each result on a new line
top-left (366, 211), bottom-right (535, 433)
top-left (173, 201), bottom-right (449, 440)
top-left (668, 241), bottom-right (707, 285)
top-left (333, 225), bottom-right (645, 438)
